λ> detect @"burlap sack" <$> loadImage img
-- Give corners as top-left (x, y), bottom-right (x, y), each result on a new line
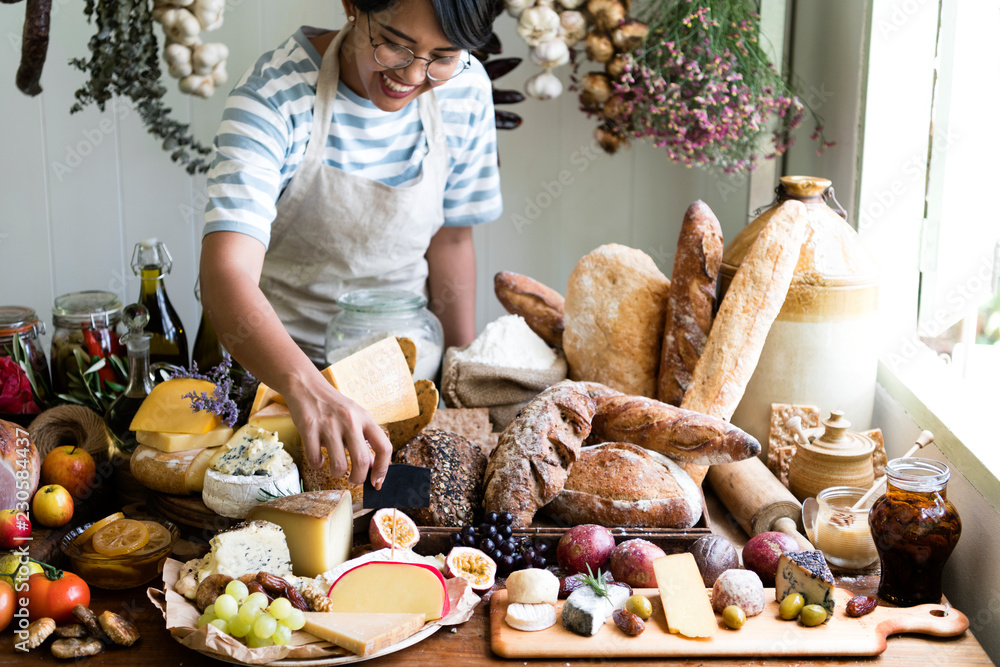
top-left (441, 345), bottom-right (568, 430)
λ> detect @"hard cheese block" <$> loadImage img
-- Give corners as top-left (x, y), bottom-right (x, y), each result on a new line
top-left (248, 403), bottom-right (303, 464)
top-left (250, 382), bottom-right (286, 414)
top-left (775, 550), bottom-right (835, 618)
top-left (135, 423), bottom-right (234, 453)
top-left (325, 337), bottom-right (419, 424)
top-left (130, 379), bottom-right (222, 434)
top-left (246, 490), bottom-right (353, 577)
top-left (326, 561), bottom-right (450, 621)
top-left (302, 611), bottom-right (425, 656)
top-left (654, 552), bottom-right (717, 638)
top-left (196, 520), bottom-right (293, 582)
top-left (129, 444), bottom-right (220, 495)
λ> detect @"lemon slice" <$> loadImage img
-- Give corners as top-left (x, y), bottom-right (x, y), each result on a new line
top-left (92, 519), bottom-right (150, 556)
top-left (132, 521), bottom-right (173, 556)
top-left (74, 512), bottom-right (126, 549)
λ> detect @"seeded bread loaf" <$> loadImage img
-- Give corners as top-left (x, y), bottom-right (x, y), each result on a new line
top-left (544, 442), bottom-right (703, 529)
top-left (393, 429), bottom-right (486, 527)
top-left (482, 380), bottom-right (596, 527)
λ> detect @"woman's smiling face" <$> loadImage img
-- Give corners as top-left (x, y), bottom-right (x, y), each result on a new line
top-left (339, 0), bottom-right (461, 112)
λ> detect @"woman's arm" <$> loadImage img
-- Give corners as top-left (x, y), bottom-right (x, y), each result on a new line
top-left (425, 225), bottom-right (477, 349)
top-left (199, 231), bottom-right (391, 488)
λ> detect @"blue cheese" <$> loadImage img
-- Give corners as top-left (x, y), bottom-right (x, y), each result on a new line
top-left (197, 520), bottom-right (293, 583)
top-left (775, 550), bottom-right (836, 619)
top-left (210, 425), bottom-right (293, 476)
top-left (560, 583), bottom-right (629, 636)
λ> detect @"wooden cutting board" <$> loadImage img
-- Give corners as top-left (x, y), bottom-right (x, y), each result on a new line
top-left (489, 587), bottom-right (968, 659)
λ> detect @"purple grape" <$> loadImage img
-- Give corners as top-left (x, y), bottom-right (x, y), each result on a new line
top-left (491, 549), bottom-right (503, 562)
top-left (524, 548), bottom-right (536, 562)
top-left (535, 542), bottom-right (548, 554)
top-left (481, 524), bottom-right (498, 539)
top-left (513, 553), bottom-right (525, 569)
top-left (500, 554), bottom-right (515, 569)
top-left (497, 524), bottom-right (512, 539)
top-left (451, 532), bottom-right (463, 545)
top-left (499, 540), bottom-right (515, 555)
top-left (463, 534), bottom-right (477, 547)
top-left (535, 556), bottom-right (547, 568)
top-left (485, 511), bottom-right (499, 525)
top-left (479, 538), bottom-right (496, 553)
top-left (461, 525), bottom-right (476, 538)
top-left (500, 512), bottom-right (514, 525)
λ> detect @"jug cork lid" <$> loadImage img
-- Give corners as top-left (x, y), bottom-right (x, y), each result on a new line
top-left (812, 411), bottom-right (876, 454)
top-left (780, 175), bottom-right (831, 198)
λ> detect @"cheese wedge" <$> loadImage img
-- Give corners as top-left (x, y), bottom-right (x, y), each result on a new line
top-left (129, 444), bottom-right (220, 495)
top-left (134, 423), bottom-right (234, 453)
top-left (250, 382), bottom-right (286, 414)
top-left (326, 561), bottom-right (450, 621)
top-left (197, 520), bottom-right (292, 583)
top-left (654, 553), bottom-right (717, 638)
top-left (327, 337), bottom-right (419, 424)
top-left (130, 379), bottom-right (222, 434)
top-left (246, 490), bottom-right (353, 577)
top-left (248, 403), bottom-right (303, 464)
top-left (775, 551), bottom-right (835, 619)
top-left (302, 612), bottom-right (425, 656)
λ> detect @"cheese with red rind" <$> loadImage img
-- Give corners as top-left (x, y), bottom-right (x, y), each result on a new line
top-left (325, 560), bottom-right (451, 621)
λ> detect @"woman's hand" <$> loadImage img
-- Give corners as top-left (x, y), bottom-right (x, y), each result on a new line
top-left (200, 231), bottom-right (390, 488)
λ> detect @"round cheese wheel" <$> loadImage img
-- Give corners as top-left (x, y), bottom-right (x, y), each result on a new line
top-left (202, 465), bottom-right (300, 519)
top-left (506, 568), bottom-right (560, 605)
top-left (130, 444), bottom-right (220, 495)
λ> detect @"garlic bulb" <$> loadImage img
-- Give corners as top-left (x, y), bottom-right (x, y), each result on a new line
top-left (525, 70), bottom-right (563, 100)
top-left (164, 43), bottom-right (193, 79)
top-left (588, 0), bottom-right (626, 33)
top-left (594, 124), bottom-right (627, 153)
top-left (179, 73), bottom-right (214, 98)
top-left (517, 6), bottom-right (561, 47)
top-left (613, 19), bottom-right (649, 51)
top-left (585, 31), bottom-right (615, 63)
top-left (531, 38), bottom-right (570, 69)
top-left (558, 0), bottom-right (586, 8)
top-left (560, 11), bottom-right (587, 46)
top-left (505, 0), bottom-right (534, 19)
top-left (192, 42), bottom-right (228, 76)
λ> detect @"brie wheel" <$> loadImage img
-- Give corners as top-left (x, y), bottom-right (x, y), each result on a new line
top-left (202, 465), bottom-right (300, 519)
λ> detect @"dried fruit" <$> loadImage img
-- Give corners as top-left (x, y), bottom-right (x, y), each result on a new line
top-left (72, 605), bottom-right (107, 642)
top-left (53, 623), bottom-right (87, 638)
top-left (195, 574), bottom-right (233, 612)
top-left (50, 637), bottom-right (103, 659)
top-left (846, 595), bottom-right (878, 618)
top-left (445, 546), bottom-right (497, 590)
top-left (98, 610), bottom-right (140, 646)
top-left (612, 608), bottom-right (645, 636)
top-left (369, 509), bottom-right (420, 550)
top-left (18, 617), bottom-right (55, 651)
top-left (92, 518), bottom-right (149, 556)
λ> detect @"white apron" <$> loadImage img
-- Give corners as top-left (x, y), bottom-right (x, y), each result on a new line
top-left (259, 25), bottom-right (448, 363)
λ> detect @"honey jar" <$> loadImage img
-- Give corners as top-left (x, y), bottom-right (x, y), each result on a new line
top-left (787, 411), bottom-right (876, 501)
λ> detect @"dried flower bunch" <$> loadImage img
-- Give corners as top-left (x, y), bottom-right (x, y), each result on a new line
top-left (170, 358), bottom-right (257, 427)
top-left (589, 0), bottom-right (833, 171)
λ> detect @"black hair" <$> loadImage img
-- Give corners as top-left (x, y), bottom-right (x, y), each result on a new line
top-left (354, 0), bottom-right (497, 51)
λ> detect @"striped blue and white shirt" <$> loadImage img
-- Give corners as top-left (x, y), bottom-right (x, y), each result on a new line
top-left (203, 27), bottom-right (503, 247)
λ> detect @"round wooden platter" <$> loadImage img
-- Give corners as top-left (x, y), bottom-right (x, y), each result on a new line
top-left (150, 492), bottom-right (236, 534)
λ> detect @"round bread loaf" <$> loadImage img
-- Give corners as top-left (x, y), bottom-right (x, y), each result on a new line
top-left (563, 244), bottom-right (670, 397)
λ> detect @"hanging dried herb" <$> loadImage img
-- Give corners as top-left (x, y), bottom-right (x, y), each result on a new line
top-left (69, 0), bottom-right (213, 174)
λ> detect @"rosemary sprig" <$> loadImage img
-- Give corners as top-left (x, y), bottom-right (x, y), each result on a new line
top-left (582, 565), bottom-right (612, 601)
top-left (257, 480), bottom-right (304, 503)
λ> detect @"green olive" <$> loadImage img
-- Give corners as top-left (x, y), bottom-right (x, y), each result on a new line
top-left (800, 604), bottom-right (828, 627)
top-left (778, 593), bottom-right (805, 620)
top-left (625, 595), bottom-right (653, 620)
top-left (722, 605), bottom-right (746, 629)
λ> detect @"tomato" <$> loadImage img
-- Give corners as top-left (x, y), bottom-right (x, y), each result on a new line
top-left (0, 580), bottom-right (14, 632)
top-left (24, 570), bottom-right (90, 624)
top-left (32, 484), bottom-right (75, 527)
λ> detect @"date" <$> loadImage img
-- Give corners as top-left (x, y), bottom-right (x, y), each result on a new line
top-left (612, 609), bottom-right (645, 637)
top-left (846, 595), bottom-right (878, 617)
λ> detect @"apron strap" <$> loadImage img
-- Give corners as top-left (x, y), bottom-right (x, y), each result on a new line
top-left (303, 25), bottom-right (352, 168)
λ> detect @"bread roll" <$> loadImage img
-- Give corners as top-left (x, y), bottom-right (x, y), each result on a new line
top-left (494, 271), bottom-right (565, 348)
top-left (393, 429), bottom-right (486, 527)
top-left (544, 442), bottom-right (702, 529)
top-left (681, 200), bottom-right (808, 484)
top-left (482, 380), bottom-right (595, 527)
top-left (563, 244), bottom-right (671, 397)
top-left (586, 393), bottom-right (760, 465)
top-left (658, 201), bottom-right (724, 406)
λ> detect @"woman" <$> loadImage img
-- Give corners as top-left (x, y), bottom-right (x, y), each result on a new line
top-left (198, 0), bottom-right (502, 490)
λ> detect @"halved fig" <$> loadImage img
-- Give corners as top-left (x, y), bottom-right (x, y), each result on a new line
top-left (369, 508), bottom-right (420, 550)
top-left (445, 546), bottom-right (497, 590)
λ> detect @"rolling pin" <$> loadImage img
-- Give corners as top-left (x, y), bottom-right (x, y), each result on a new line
top-left (707, 457), bottom-right (814, 550)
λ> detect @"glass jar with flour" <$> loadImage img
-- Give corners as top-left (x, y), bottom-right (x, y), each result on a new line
top-left (325, 289), bottom-right (444, 381)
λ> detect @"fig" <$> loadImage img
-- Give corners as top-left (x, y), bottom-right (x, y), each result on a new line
top-left (688, 535), bottom-right (740, 587)
top-left (742, 532), bottom-right (798, 587)
top-left (609, 539), bottom-right (666, 588)
top-left (556, 524), bottom-right (616, 575)
top-left (369, 508), bottom-right (420, 550)
top-left (445, 546), bottom-right (497, 590)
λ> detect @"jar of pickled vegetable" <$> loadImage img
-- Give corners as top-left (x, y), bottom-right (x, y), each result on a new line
top-left (0, 307), bottom-right (50, 417)
top-left (868, 457), bottom-right (961, 606)
top-left (50, 291), bottom-right (125, 394)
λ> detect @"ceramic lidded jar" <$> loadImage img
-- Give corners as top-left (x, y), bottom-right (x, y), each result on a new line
top-left (788, 410), bottom-right (876, 502)
top-left (721, 175), bottom-right (880, 449)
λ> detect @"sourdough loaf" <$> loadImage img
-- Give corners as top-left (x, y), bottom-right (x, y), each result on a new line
top-left (563, 244), bottom-right (671, 397)
top-left (393, 429), bottom-right (486, 527)
top-left (544, 442), bottom-right (702, 529)
top-left (586, 392), bottom-right (760, 465)
top-left (482, 380), bottom-right (596, 527)
top-left (494, 271), bottom-right (566, 349)
top-left (658, 201), bottom-right (724, 406)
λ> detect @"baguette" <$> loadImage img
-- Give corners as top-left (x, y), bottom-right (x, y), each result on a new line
top-left (482, 380), bottom-right (596, 527)
top-left (494, 271), bottom-right (565, 348)
top-left (586, 393), bottom-right (760, 465)
top-left (681, 200), bottom-right (808, 484)
top-left (658, 201), bottom-right (724, 406)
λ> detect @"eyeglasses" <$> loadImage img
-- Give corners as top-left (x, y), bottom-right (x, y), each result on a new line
top-left (366, 14), bottom-right (469, 82)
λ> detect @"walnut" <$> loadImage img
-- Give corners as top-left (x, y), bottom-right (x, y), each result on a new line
top-left (300, 582), bottom-right (335, 612)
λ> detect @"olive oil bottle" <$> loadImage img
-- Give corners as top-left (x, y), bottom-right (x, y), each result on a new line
top-left (131, 239), bottom-right (189, 368)
top-left (192, 277), bottom-right (231, 369)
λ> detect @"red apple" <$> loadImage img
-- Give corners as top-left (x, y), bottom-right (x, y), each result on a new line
top-left (0, 510), bottom-right (31, 549)
top-left (742, 531), bottom-right (800, 586)
top-left (40, 445), bottom-right (96, 500)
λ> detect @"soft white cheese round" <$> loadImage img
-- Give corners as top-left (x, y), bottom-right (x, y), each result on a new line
top-left (202, 465), bottom-right (300, 519)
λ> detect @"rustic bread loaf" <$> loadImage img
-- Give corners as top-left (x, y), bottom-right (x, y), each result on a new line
top-left (482, 380), bottom-right (596, 527)
top-left (658, 201), bottom-right (724, 406)
top-left (681, 200), bottom-right (808, 484)
top-left (393, 429), bottom-right (486, 527)
top-left (494, 271), bottom-right (566, 349)
top-left (586, 393), bottom-right (760, 465)
top-left (563, 244), bottom-right (671, 397)
top-left (544, 443), bottom-right (702, 529)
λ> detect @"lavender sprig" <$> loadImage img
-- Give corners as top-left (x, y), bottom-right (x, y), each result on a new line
top-left (171, 358), bottom-right (248, 427)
